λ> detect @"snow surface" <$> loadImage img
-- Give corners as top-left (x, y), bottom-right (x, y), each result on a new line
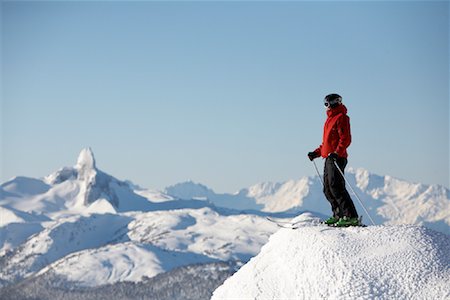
top-left (0, 206), bottom-right (50, 256)
top-left (212, 213), bottom-right (450, 299)
top-left (126, 208), bottom-right (276, 262)
top-left (0, 206), bottom-right (26, 226)
top-left (0, 213), bottom-right (133, 281)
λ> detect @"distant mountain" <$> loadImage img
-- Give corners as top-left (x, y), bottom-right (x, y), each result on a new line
top-left (1, 148), bottom-right (150, 215)
top-left (164, 169), bottom-right (450, 234)
top-left (212, 213), bottom-right (450, 299)
top-left (164, 181), bottom-right (264, 211)
top-left (0, 148), bottom-right (212, 217)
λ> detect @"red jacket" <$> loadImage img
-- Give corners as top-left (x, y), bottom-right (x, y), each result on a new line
top-left (314, 104), bottom-right (351, 158)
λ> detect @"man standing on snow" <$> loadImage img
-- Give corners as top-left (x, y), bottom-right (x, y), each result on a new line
top-left (308, 94), bottom-right (359, 227)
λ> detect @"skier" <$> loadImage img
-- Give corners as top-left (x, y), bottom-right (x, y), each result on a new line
top-left (308, 94), bottom-right (360, 227)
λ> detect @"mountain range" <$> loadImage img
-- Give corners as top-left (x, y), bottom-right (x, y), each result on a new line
top-left (164, 164), bottom-right (450, 233)
top-left (0, 148), bottom-right (449, 299)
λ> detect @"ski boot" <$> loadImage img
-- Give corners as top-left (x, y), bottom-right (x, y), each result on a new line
top-left (323, 216), bottom-right (339, 226)
top-left (335, 216), bottom-right (360, 227)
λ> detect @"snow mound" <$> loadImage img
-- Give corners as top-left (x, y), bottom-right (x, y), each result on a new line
top-left (212, 214), bottom-right (450, 299)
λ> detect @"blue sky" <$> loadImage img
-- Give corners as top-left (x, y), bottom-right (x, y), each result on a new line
top-left (1, 1), bottom-right (449, 192)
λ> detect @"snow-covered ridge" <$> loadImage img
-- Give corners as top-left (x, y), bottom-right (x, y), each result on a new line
top-left (212, 213), bottom-right (450, 299)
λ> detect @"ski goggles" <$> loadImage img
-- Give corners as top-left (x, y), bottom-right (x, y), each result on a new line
top-left (324, 97), bottom-right (342, 107)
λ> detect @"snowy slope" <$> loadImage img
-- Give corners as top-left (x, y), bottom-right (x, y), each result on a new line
top-left (35, 242), bottom-right (216, 287)
top-left (0, 206), bottom-right (49, 227)
top-left (0, 206), bottom-right (50, 256)
top-left (0, 213), bottom-right (133, 282)
top-left (126, 208), bottom-right (276, 262)
top-left (1, 207), bottom-right (277, 286)
top-left (1, 176), bottom-right (51, 197)
top-left (212, 213), bottom-right (450, 299)
top-left (0, 208), bottom-right (278, 286)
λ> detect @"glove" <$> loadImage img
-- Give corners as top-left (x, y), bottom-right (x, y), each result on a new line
top-left (328, 152), bottom-right (339, 161)
top-left (308, 151), bottom-right (319, 161)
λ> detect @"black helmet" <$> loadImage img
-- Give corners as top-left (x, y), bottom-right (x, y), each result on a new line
top-left (324, 93), bottom-right (342, 108)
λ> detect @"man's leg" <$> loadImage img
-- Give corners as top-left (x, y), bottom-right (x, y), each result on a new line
top-left (329, 157), bottom-right (358, 218)
top-left (323, 158), bottom-right (341, 218)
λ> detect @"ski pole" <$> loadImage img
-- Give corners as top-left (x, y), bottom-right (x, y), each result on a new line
top-left (312, 160), bottom-right (324, 187)
top-left (333, 160), bottom-right (376, 226)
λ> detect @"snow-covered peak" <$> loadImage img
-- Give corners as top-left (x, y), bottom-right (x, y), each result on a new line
top-left (213, 213), bottom-right (450, 299)
top-left (1, 148), bottom-right (161, 214)
top-left (76, 147), bottom-right (96, 169)
top-left (76, 148), bottom-right (97, 174)
top-left (244, 178), bottom-right (311, 212)
top-left (164, 180), bottom-right (215, 200)
top-left (246, 181), bottom-right (282, 198)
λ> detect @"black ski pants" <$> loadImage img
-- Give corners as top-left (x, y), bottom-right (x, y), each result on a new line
top-left (323, 157), bottom-right (358, 219)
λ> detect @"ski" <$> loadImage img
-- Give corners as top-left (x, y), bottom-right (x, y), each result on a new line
top-left (266, 217), bottom-right (304, 227)
top-left (274, 223), bottom-right (300, 230)
top-left (267, 216), bottom-right (367, 229)
top-left (266, 217), bottom-right (295, 225)
top-left (266, 217), bottom-right (323, 229)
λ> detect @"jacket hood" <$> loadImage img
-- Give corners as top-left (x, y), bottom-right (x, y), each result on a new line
top-left (327, 104), bottom-right (348, 117)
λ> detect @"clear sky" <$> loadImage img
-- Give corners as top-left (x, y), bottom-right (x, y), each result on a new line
top-left (1, 1), bottom-right (449, 192)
